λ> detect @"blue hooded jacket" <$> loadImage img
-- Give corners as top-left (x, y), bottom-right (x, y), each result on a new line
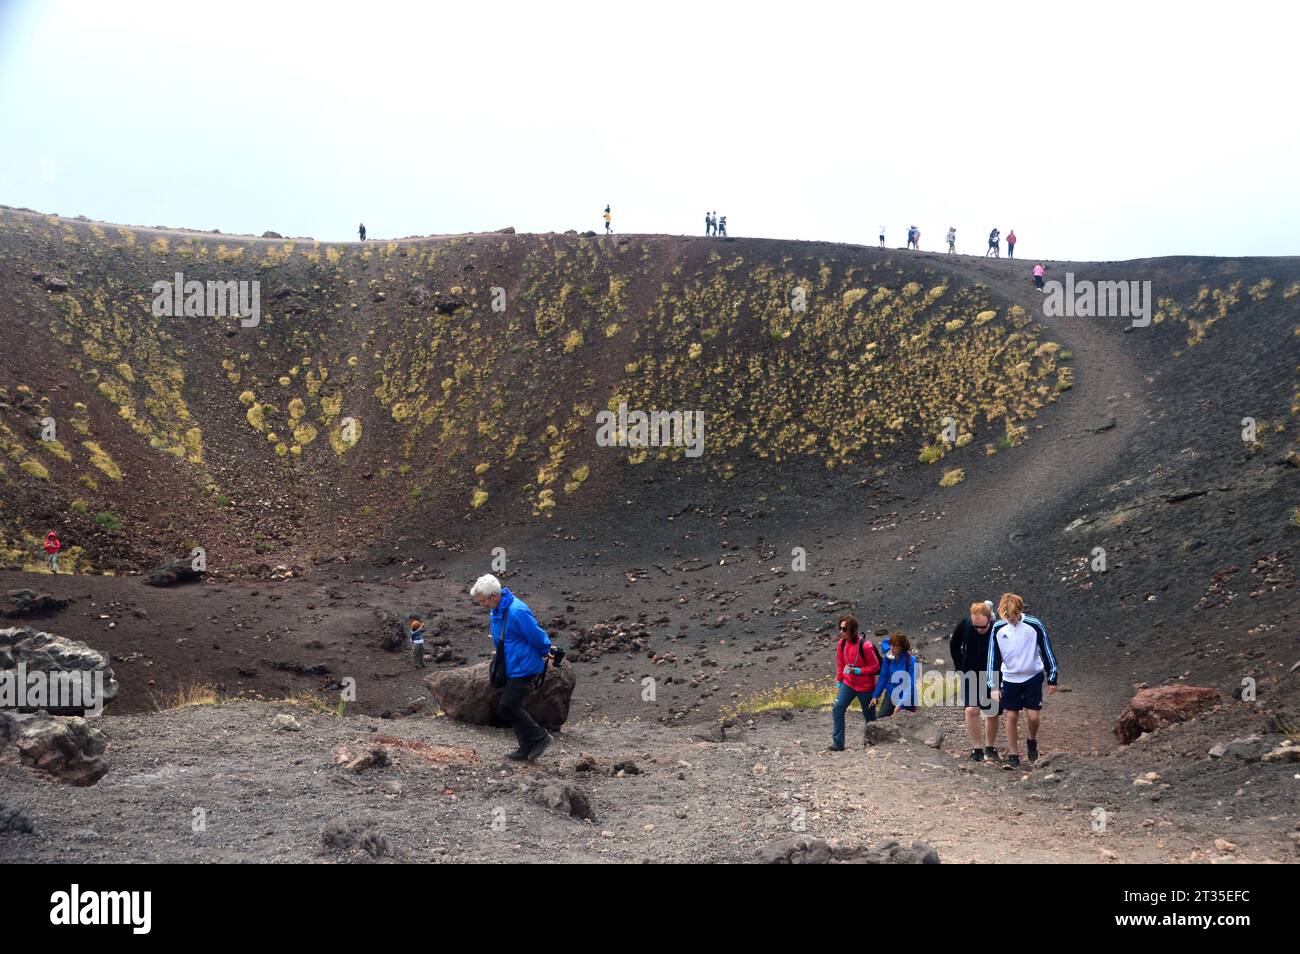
top-left (490, 587), bottom-right (552, 679)
top-left (871, 637), bottom-right (917, 707)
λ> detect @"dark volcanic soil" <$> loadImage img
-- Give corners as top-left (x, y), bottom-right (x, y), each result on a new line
top-left (1, 209), bottom-right (1297, 862)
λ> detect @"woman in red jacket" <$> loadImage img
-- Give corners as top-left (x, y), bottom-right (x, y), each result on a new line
top-left (828, 615), bottom-right (881, 751)
top-left (44, 530), bottom-right (62, 573)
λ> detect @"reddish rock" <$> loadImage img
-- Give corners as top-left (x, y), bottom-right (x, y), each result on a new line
top-left (1114, 685), bottom-right (1220, 744)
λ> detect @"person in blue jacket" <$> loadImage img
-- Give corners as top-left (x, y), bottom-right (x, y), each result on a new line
top-left (470, 573), bottom-right (556, 762)
top-left (870, 633), bottom-right (919, 718)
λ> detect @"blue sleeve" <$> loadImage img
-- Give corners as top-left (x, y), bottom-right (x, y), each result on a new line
top-left (514, 606), bottom-right (552, 654)
top-left (871, 661), bottom-right (888, 698)
top-left (1033, 620), bottom-right (1058, 684)
top-left (987, 625), bottom-right (1002, 689)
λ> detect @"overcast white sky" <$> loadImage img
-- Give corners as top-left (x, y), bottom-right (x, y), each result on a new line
top-left (1, 0), bottom-right (1296, 260)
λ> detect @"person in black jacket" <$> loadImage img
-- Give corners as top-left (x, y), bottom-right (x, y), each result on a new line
top-left (949, 600), bottom-right (1000, 762)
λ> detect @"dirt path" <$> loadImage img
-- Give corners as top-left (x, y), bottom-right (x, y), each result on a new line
top-left (2, 699), bottom-right (1289, 863)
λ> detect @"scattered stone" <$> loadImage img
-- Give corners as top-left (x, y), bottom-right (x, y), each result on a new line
top-left (321, 816), bottom-right (390, 858)
top-left (758, 837), bottom-right (940, 864)
top-left (272, 713), bottom-right (301, 732)
top-left (1208, 735), bottom-right (1267, 762)
top-left (1262, 740), bottom-right (1300, 764)
top-left (432, 293), bottom-right (467, 315)
top-left (32, 273), bottom-right (69, 292)
top-left (336, 744), bottom-right (390, 774)
top-left (0, 802), bottom-right (34, 834)
top-left (533, 782), bottom-right (595, 820)
top-left (570, 621), bottom-right (650, 661)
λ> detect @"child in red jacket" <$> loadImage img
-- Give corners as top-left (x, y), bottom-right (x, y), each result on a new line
top-left (828, 615), bottom-right (882, 751)
top-left (44, 530), bottom-right (62, 573)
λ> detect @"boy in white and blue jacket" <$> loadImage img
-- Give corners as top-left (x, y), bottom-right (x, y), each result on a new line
top-left (986, 593), bottom-right (1059, 767)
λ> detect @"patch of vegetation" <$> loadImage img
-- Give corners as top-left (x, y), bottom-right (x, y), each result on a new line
top-left (94, 511), bottom-right (123, 531)
top-left (19, 458), bottom-right (49, 480)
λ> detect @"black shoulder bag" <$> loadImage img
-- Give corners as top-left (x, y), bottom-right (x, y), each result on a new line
top-left (489, 604), bottom-right (512, 688)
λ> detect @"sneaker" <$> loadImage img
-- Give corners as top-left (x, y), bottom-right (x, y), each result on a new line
top-left (504, 747), bottom-right (529, 762)
top-left (970, 749), bottom-right (985, 762)
top-left (984, 746), bottom-right (1001, 763)
top-left (1006, 754), bottom-right (1021, 768)
top-left (1027, 739), bottom-right (1039, 762)
top-left (526, 733), bottom-right (553, 762)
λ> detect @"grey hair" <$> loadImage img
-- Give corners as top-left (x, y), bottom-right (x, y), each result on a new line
top-left (470, 574), bottom-right (502, 600)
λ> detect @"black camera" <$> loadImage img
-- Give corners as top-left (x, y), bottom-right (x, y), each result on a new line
top-left (550, 646), bottom-right (567, 667)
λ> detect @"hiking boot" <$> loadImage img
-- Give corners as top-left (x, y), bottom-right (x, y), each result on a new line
top-left (504, 747), bottom-right (529, 762)
top-left (1027, 739), bottom-right (1039, 762)
top-left (1006, 754), bottom-right (1021, 768)
top-left (984, 746), bottom-right (1001, 763)
top-left (970, 748), bottom-right (984, 762)
top-left (526, 733), bottom-right (553, 763)
top-left (826, 745), bottom-right (845, 752)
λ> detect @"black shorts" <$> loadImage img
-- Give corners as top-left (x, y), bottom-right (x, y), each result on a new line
top-left (999, 672), bottom-right (1044, 711)
top-left (960, 672), bottom-right (998, 714)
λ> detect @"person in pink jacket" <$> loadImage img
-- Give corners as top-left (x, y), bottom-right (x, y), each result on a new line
top-left (44, 530), bottom-right (62, 573)
top-left (1033, 262), bottom-right (1046, 291)
top-left (828, 615), bottom-right (882, 750)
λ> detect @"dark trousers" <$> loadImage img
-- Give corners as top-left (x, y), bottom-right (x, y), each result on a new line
top-left (1008, 245), bottom-right (1015, 258)
top-left (831, 683), bottom-right (877, 748)
top-left (877, 693), bottom-right (917, 718)
top-left (499, 675), bottom-right (547, 749)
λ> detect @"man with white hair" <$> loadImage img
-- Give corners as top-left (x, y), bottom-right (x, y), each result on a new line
top-left (470, 573), bottom-right (555, 762)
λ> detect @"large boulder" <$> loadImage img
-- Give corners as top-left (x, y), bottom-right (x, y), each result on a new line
top-left (862, 709), bottom-right (944, 748)
top-left (1, 589), bottom-right (69, 619)
top-left (426, 661), bottom-right (574, 730)
top-left (1115, 685), bottom-right (1220, 744)
top-left (0, 627), bottom-right (118, 715)
top-left (0, 710), bottom-right (108, 786)
top-left (143, 556), bottom-right (205, 587)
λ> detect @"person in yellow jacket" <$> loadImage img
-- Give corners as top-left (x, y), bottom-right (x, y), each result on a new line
top-left (603, 205), bottom-right (612, 234)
